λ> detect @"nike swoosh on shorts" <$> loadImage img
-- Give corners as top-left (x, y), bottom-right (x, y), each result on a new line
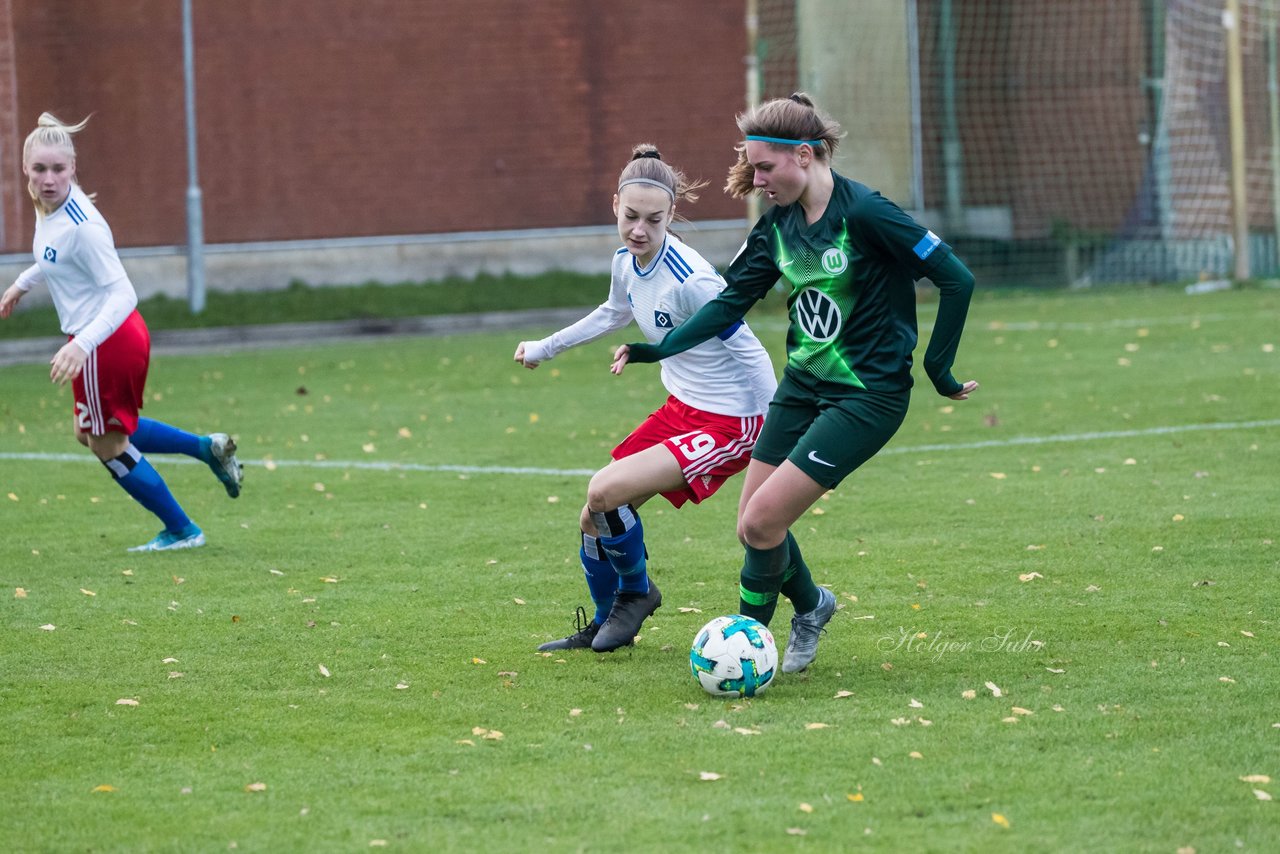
top-left (807, 450), bottom-right (836, 467)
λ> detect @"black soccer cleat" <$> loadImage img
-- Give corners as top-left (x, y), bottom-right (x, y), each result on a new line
top-left (591, 582), bottom-right (662, 652)
top-left (537, 606), bottom-right (601, 651)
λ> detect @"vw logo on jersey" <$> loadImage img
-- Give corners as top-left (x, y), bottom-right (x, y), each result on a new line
top-left (654, 310), bottom-right (673, 329)
top-left (43, 246), bottom-right (57, 263)
top-left (821, 247), bottom-right (848, 276)
top-left (796, 287), bottom-right (843, 342)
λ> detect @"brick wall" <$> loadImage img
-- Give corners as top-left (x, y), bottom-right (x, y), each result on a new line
top-left (4, 0), bottom-right (749, 252)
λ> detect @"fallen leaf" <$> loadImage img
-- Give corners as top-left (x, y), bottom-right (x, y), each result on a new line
top-left (834, 690), bottom-right (855, 699)
top-left (1241, 631), bottom-right (1255, 638)
top-left (733, 727), bottom-right (761, 736)
top-left (80, 588), bottom-right (96, 597)
top-left (909, 698), bottom-right (923, 709)
top-left (1046, 667), bottom-right (1065, 674)
top-left (985, 681), bottom-right (1004, 698)
top-left (39, 624), bottom-right (56, 631)
top-left (962, 689), bottom-right (977, 700)
top-left (799, 803), bottom-right (814, 813)
top-left (786, 828), bottom-right (807, 836)
top-left (318, 664), bottom-right (331, 677)
top-left (245, 782), bottom-right (267, 792)
top-left (513, 598), bottom-right (526, 605)
top-left (92, 785), bottom-right (116, 793)
top-left (471, 658), bottom-right (487, 665)
top-left (482, 730), bottom-right (504, 740)
top-left (848, 792), bottom-right (865, 802)
top-left (698, 772), bottom-right (722, 781)
top-left (990, 472), bottom-right (1007, 480)
top-left (805, 722), bottom-right (830, 730)
top-left (1254, 789), bottom-right (1273, 801)
top-left (321, 576), bottom-right (340, 583)
top-left (115, 698), bottom-right (139, 706)
top-left (1012, 707), bottom-right (1034, 716)
top-left (1019, 572), bottom-right (1043, 582)
top-left (1219, 676), bottom-right (1236, 684)
top-left (992, 813), bottom-right (1010, 828)
top-left (909, 751), bottom-right (923, 759)
top-left (677, 607), bottom-right (703, 614)
top-left (395, 682), bottom-right (409, 690)
top-left (370, 841), bottom-right (388, 848)
top-left (14, 588), bottom-right (26, 599)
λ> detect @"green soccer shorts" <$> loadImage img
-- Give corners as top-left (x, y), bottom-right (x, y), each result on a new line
top-left (752, 372), bottom-right (910, 489)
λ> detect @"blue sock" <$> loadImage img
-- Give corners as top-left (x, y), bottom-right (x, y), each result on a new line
top-left (131, 418), bottom-right (205, 459)
top-left (104, 444), bottom-right (192, 533)
top-left (581, 534), bottom-right (618, 625)
top-left (592, 505), bottom-right (649, 594)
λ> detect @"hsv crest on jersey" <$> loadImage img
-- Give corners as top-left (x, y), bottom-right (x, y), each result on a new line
top-left (654, 310), bottom-right (673, 329)
top-left (821, 247), bottom-right (848, 275)
top-left (795, 287), bottom-right (842, 342)
top-left (43, 246), bottom-right (57, 263)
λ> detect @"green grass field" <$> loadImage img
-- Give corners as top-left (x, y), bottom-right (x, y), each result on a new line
top-left (1, 284), bottom-right (1276, 852)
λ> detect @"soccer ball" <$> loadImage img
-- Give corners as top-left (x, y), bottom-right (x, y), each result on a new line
top-left (689, 615), bottom-right (777, 698)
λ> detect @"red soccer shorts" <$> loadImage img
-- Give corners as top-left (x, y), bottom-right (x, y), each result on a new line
top-left (72, 309), bottom-right (150, 436)
top-left (611, 395), bottom-right (763, 508)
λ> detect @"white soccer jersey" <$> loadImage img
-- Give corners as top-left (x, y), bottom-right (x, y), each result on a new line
top-left (522, 235), bottom-right (777, 416)
top-left (15, 184), bottom-right (137, 353)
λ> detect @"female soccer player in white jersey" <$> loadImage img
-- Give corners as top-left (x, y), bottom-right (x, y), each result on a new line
top-left (0, 113), bottom-right (243, 552)
top-left (515, 144), bottom-right (789, 653)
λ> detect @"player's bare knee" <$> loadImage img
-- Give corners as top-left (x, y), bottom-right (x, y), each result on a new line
top-left (585, 475), bottom-right (618, 514)
top-left (739, 515), bottom-right (786, 551)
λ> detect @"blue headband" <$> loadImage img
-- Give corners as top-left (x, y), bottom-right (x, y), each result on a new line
top-left (746, 135), bottom-right (824, 146)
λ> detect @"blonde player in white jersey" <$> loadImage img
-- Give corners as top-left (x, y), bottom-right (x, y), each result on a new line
top-left (0, 113), bottom-right (242, 552)
top-left (515, 144), bottom-right (778, 652)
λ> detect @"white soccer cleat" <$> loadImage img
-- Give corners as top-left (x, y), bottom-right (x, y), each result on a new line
top-left (127, 524), bottom-right (206, 553)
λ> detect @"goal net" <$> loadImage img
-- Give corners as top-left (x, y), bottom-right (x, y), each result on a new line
top-left (754, 0), bottom-right (1279, 286)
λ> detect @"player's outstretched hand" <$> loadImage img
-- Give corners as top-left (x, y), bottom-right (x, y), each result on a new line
top-left (513, 342), bottom-right (540, 370)
top-left (0, 284), bottom-right (24, 319)
top-left (50, 341), bottom-right (88, 386)
top-left (948, 380), bottom-right (979, 401)
top-left (610, 344), bottom-right (631, 375)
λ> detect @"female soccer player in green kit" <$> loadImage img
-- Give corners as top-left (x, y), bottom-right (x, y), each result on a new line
top-left (612, 94), bottom-right (978, 673)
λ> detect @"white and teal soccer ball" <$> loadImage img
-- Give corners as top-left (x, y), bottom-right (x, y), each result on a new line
top-left (689, 615), bottom-right (777, 698)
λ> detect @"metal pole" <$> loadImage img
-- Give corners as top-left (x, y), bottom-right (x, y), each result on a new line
top-left (906, 0), bottom-right (924, 211)
top-left (1268, 0), bottom-right (1280, 271)
top-left (745, 0), bottom-right (761, 227)
top-left (182, 0), bottom-right (206, 313)
top-left (940, 0), bottom-right (964, 234)
top-left (1225, 0), bottom-right (1251, 280)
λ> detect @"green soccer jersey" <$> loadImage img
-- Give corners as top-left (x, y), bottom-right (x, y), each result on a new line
top-left (628, 172), bottom-right (974, 397)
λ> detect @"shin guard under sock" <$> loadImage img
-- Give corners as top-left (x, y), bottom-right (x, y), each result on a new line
top-left (739, 540), bottom-right (789, 625)
top-left (129, 418), bottom-right (204, 458)
top-left (103, 444), bottom-right (192, 532)
top-left (581, 533), bottom-right (618, 625)
top-left (592, 505), bottom-right (649, 594)
top-left (778, 530), bottom-right (822, 614)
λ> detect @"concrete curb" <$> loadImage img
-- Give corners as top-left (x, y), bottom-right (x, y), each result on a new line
top-left (0, 306), bottom-right (595, 367)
